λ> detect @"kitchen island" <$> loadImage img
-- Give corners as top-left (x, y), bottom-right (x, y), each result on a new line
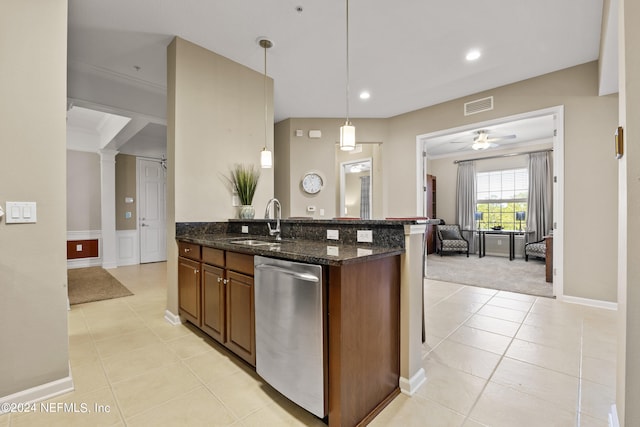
top-left (174, 218), bottom-right (426, 427)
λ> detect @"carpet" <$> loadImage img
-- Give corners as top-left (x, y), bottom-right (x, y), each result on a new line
top-left (426, 253), bottom-right (553, 298)
top-left (68, 267), bottom-right (133, 305)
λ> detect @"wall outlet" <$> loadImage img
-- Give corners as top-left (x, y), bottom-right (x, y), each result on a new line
top-left (76, 244), bottom-right (83, 252)
top-left (241, 225), bottom-right (249, 234)
top-left (357, 230), bottom-right (373, 243)
top-left (327, 229), bottom-right (339, 240)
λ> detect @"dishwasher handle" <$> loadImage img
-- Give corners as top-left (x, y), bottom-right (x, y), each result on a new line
top-left (255, 264), bottom-right (320, 282)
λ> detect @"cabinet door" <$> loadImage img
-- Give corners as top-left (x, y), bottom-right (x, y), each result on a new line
top-left (226, 270), bottom-right (255, 366)
top-left (178, 257), bottom-right (201, 325)
top-left (202, 264), bottom-right (226, 343)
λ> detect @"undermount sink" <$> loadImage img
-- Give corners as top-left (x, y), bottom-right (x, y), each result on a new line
top-left (230, 239), bottom-right (281, 247)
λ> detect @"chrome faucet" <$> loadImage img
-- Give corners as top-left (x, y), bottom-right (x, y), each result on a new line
top-left (264, 198), bottom-right (282, 241)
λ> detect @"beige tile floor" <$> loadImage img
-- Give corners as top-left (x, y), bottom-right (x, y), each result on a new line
top-left (1, 262), bottom-right (616, 426)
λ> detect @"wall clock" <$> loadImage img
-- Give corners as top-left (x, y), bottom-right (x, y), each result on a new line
top-left (301, 172), bottom-right (324, 194)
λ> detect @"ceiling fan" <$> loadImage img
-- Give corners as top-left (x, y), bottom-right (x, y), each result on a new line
top-left (451, 129), bottom-right (517, 150)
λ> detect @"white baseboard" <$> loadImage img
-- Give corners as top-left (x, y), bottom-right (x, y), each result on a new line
top-left (164, 309), bottom-right (182, 326)
top-left (609, 404), bottom-right (619, 427)
top-left (399, 368), bottom-right (426, 396)
top-left (67, 258), bottom-right (103, 269)
top-left (0, 375), bottom-right (74, 414)
top-left (561, 295), bottom-right (618, 311)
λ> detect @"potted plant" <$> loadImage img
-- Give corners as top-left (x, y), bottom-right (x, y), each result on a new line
top-left (228, 164), bottom-right (260, 219)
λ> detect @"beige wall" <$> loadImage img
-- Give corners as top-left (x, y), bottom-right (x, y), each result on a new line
top-left (276, 63), bottom-right (618, 303)
top-left (67, 150), bottom-right (101, 231)
top-left (115, 154), bottom-right (137, 231)
top-left (618, 0), bottom-right (640, 423)
top-left (0, 0), bottom-right (69, 397)
top-left (166, 37), bottom-right (275, 313)
top-left (274, 118), bottom-right (388, 218)
top-left (387, 62), bottom-right (618, 303)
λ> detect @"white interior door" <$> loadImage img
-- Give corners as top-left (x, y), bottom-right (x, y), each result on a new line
top-left (138, 158), bottom-right (166, 263)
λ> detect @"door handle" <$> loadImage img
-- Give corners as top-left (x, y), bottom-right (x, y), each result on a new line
top-left (141, 223), bottom-right (149, 227)
top-left (255, 264), bottom-right (319, 282)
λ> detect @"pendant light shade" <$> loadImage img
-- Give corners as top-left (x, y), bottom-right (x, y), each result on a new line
top-left (339, 0), bottom-right (356, 151)
top-left (340, 121), bottom-right (355, 151)
top-left (259, 38), bottom-right (273, 168)
top-left (260, 147), bottom-right (273, 168)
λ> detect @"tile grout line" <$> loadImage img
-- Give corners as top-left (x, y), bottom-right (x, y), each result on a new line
top-left (423, 284), bottom-right (502, 357)
top-left (576, 319), bottom-right (584, 426)
top-left (73, 304), bottom-right (129, 426)
top-left (461, 295), bottom-right (538, 425)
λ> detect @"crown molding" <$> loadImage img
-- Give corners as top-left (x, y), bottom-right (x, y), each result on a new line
top-left (68, 60), bottom-right (167, 95)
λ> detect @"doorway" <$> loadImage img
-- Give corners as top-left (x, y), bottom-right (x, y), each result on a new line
top-left (138, 158), bottom-right (167, 263)
top-left (417, 106), bottom-right (564, 297)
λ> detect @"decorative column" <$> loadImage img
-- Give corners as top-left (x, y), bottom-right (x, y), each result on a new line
top-left (399, 223), bottom-right (427, 395)
top-left (99, 149), bottom-right (118, 269)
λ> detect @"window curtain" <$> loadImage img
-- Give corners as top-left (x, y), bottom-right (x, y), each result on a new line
top-left (360, 175), bottom-right (371, 219)
top-left (527, 152), bottom-right (553, 242)
top-left (456, 161), bottom-right (477, 252)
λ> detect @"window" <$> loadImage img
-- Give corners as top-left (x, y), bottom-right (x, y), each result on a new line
top-left (476, 168), bottom-right (528, 230)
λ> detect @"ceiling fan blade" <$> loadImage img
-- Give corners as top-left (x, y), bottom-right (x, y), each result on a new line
top-left (487, 134), bottom-right (517, 142)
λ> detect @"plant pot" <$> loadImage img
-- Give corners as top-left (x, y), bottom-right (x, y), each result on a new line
top-left (239, 205), bottom-right (255, 219)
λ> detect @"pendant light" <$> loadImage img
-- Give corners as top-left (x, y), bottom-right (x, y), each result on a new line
top-left (340, 0), bottom-right (356, 151)
top-left (259, 38), bottom-right (273, 168)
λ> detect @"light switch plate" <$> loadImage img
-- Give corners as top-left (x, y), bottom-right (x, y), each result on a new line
top-left (357, 230), bottom-right (373, 243)
top-left (327, 229), bottom-right (339, 240)
top-left (5, 202), bottom-right (37, 224)
top-left (241, 225), bottom-right (249, 234)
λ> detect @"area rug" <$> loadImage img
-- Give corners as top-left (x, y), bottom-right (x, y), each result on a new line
top-left (426, 253), bottom-right (553, 298)
top-left (68, 267), bottom-right (133, 305)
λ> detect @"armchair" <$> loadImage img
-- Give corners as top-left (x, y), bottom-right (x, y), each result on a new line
top-left (525, 239), bottom-right (546, 261)
top-left (435, 224), bottom-right (469, 257)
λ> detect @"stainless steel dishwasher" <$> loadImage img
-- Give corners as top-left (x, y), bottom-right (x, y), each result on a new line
top-left (254, 255), bottom-right (326, 418)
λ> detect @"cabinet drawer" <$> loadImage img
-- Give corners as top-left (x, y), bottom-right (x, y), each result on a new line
top-left (227, 251), bottom-right (254, 276)
top-left (178, 241), bottom-right (201, 261)
top-left (203, 246), bottom-right (225, 267)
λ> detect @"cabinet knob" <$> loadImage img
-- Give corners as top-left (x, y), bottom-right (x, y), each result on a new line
top-left (223, 279), bottom-right (228, 285)
top-left (217, 277), bottom-right (222, 283)
top-left (194, 269), bottom-right (199, 274)
top-left (184, 248), bottom-right (191, 253)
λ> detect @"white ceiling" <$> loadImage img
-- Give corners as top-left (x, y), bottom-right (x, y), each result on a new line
top-left (66, 0), bottom-right (613, 156)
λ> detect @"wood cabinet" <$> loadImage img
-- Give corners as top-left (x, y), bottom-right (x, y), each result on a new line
top-left (178, 241), bottom-right (256, 366)
top-left (545, 235), bottom-right (553, 283)
top-left (426, 174), bottom-right (437, 254)
top-left (178, 242), bottom-right (202, 325)
top-left (226, 270), bottom-right (255, 365)
top-left (202, 264), bottom-right (225, 342)
top-left (328, 255), bottom-right (401, 427)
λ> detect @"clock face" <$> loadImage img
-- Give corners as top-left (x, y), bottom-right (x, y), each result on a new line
top-left (302, 173), bottom-right (323, 194)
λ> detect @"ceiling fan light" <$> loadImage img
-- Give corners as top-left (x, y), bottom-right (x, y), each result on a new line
top-left (472, 141), bottom-right (490, 150)
top-left (340, 122), bottom-right (356, 151)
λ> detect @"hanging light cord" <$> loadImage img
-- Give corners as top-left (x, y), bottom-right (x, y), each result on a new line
top-left (263, 43), bottom-right (268, 150)
top-left (345, 0), bottom-right (351, 125)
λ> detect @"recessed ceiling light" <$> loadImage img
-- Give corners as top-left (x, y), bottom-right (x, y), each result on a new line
top-left (359, 91), bottom-right (371, 100)
top-left (466, 50), bottom-right (481, 61)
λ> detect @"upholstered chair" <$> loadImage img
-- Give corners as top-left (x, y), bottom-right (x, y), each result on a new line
top-left (435, 224), bottom-right (469, 257)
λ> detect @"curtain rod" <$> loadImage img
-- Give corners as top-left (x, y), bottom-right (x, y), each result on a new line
top-left (453, 148), bottom-right (553, 164)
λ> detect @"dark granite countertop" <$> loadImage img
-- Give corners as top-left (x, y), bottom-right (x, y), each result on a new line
top-left (177, 233), bottom-right (404, 266)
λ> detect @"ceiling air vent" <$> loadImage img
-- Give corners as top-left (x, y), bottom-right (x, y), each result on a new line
top-left (464, 96), bottom-right (493, 116)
